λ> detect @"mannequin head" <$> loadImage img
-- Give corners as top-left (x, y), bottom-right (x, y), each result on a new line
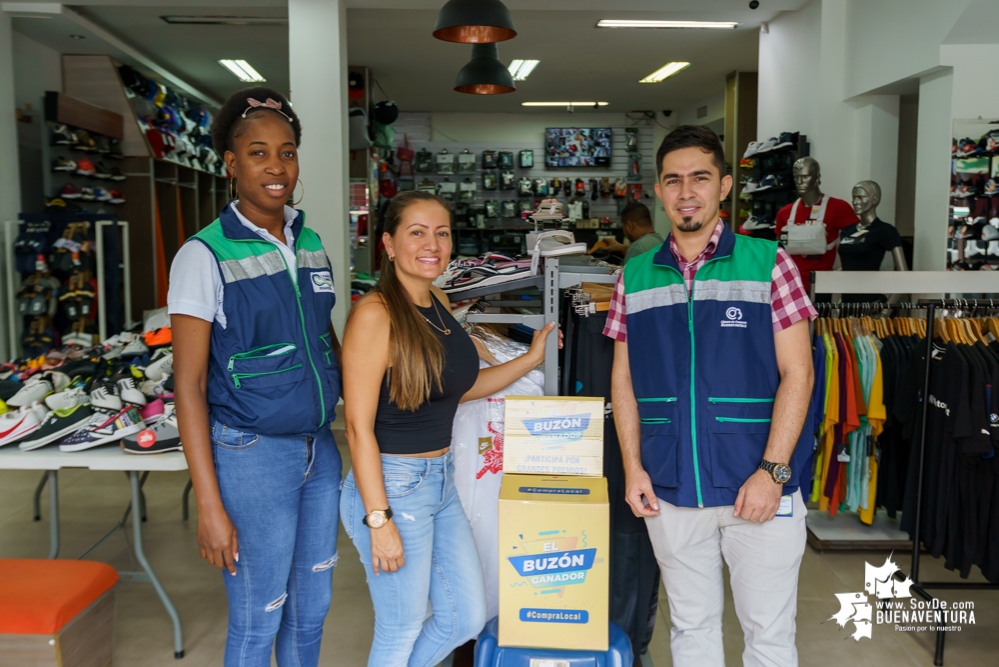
top-left (620, 202), bottom-right (654, 242)
top-left (792, 157), bottom-right (822, 199)
top-left (851, 181), bottom-right (881, 221)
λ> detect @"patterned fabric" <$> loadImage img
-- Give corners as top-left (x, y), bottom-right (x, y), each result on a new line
top-left (603, 220), bottom-right (817, 341)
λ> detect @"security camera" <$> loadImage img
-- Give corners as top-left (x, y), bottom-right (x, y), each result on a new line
top-left (749, 0), bottom-right (760, 8)
top-left (662, 110), bottom-right (673, 117)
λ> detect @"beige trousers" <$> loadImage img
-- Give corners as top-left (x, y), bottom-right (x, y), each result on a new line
top-left (644, 489), bottom-right (807, 667)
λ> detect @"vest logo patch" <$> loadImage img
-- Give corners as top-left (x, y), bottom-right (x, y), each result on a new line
top-left (721, 306), bottom-right (747, 329)
top-left (311, 271), bottom-right (334, 294)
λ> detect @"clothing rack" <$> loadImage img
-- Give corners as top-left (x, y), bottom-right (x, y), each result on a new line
top-left (906, 298), bottom-right (999, 667)
top-left (459, 257), bottom-right (618, 395)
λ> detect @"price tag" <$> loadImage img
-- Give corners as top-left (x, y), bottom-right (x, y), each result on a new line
top-left (776, 494), bottom-right (794, 517)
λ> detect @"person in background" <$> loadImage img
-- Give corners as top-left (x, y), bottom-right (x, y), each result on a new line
top-left (171, 87), bottom-right (343, 667)
top-left (589, 202), bottom-right (664, 265)
top-left (340, 190), bottom-right (558, 667)
top-left (607, 125), bottom-right (817, 667)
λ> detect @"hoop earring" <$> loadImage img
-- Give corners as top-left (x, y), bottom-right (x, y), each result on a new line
top-left (292, 178), bottom-right (305, 207)
top-left (229, 177), bottom-right (238, 200)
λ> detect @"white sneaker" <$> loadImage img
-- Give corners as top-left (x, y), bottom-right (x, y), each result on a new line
top-left (742, 141), bottom-right (761, 158)
top-left (121, 338), bottom-right (149, 357)
top-left (48, 372), bottom-right (71, 392)
top-left (755, 137), bottom-right (778, 154)
top-left (8, 377), bottom-right (54, 408)
top-left (0, 403), bottom-right (48, 446)
top-left (45, 386), bottom-right (90, 411)
top-left (139, 378), bottom-right (174, 399)
top-left (145, 352), bottom-right (174, 381)
top-left (117, 378), bottom-right (147, 407)
top-left (90, 385), bottom-right (123, 412)
top-left (528, 229), bottom-right (587, 275)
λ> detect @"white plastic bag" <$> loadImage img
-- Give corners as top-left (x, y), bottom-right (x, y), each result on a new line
top-left (452, 353), bottom-right (543, 619)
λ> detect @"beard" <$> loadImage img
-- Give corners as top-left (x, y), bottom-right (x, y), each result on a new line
top-left (675, 215), bottom-right (704, 233)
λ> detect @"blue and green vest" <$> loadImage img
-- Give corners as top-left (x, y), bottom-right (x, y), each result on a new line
top-left (623, 224), bottom-right (813, 508)
top-left (191, 205), bottom-right (340, 436)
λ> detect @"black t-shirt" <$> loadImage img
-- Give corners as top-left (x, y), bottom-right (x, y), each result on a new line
top-left (838, 219), bottom-right (903, 271)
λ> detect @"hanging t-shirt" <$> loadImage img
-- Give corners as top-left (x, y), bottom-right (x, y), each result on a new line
top-left (838, 219), bottom-right (903, 271)
top-left (775, 195), bottom-right (858, 291)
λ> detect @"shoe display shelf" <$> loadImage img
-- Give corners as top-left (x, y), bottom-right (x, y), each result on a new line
top-left (453, 256), bottom-right (618, 396)
top-left (57, 55), bottom-right (228, 317)
top-left (947, 120), bottom-right (999, 270)
top-left (739, 132), bottom-right (809, 240)
top-left (3, 216), bottom-right (134, 359)
top-left (392, 130), bottom-right (654, 257)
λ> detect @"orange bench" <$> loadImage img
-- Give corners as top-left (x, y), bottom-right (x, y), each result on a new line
top-left (0, 559), bottom-right (118, 667)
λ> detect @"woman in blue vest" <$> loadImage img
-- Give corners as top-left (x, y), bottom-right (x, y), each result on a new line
top-left (171, 87), bottom-right (342, 667)
top-left (340, 190), bottom-right (556, 666)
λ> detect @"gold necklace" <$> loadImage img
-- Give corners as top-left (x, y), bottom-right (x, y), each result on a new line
top-left (423, 298), bottom-right (451, 336)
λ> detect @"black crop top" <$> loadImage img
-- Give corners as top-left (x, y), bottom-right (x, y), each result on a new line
top-left (374, 297), bottom-right (480, 454)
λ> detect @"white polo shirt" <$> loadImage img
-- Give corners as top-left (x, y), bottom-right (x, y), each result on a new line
top-left (167, 202), bottom-right (298, 328)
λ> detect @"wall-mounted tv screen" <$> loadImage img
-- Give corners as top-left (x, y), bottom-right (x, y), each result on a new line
top-left (545, 128), bottom-right (612, 168)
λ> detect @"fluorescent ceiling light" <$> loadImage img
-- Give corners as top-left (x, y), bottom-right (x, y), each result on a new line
top-left (219, 59), bottom-right (266, 83)
top-left (597, 20), bottom-right (738, 29)
top-left (163, 16), bottom-right (288, 26)
top-left (508, 59), bottom-right (540, 81)
top-left (639, 61), bottom-right (691, 83)
top-left (521, 101), bottom-right (609, 107)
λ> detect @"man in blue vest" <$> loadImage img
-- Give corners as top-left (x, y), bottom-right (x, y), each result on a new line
top-left (604, 125), bottom-right (817, 667)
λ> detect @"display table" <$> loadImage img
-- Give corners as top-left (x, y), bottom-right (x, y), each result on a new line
top-left (0, 447), bottom-right (188, 658)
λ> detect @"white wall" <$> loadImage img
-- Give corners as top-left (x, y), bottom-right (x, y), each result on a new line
top-left (942, 44), bottom-right (999, 120)
top-left (844, 0), bottom-right (967, 98)
top-left (674, 92), bottom-right (725, 129)
top-left (757, 0), bottom-right (820, 143)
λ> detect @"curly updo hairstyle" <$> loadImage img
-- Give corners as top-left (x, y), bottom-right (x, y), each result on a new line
top-left (211, 86), bottom-right (302, 159)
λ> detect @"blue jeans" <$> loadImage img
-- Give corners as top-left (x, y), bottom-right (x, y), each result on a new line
top-left (212, 421), bottom-right (342, 667)
top-left (341, 451), bottom-right (487, 667)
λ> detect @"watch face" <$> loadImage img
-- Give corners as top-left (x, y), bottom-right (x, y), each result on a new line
top-left (367, 511), bottom-right (386, 528)
top-left (774, 464), bottom-right (792, 484)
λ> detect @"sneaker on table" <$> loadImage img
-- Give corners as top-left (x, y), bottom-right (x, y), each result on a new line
top-left (90, 384), bottom-right (123, 412)
top-left (139, 377), bottom-right (174, 401)
top-left (45, 385), bottom-right (90, 411)
top-left (140, 398), bottom-right (166, 425)
top-left (0, 403), bottom-right (48, 447)
top-left (117, 377), bottom-right (147, 407)
top-left (121, 337), bottom-right (149, 357)
top-left (18, 405), bottom-right (93, 451)
top-left (123, 404), bottom-right (181, 455)
top-left (7, 376), bottom-right (54, 408)
top-left (58, 406), bottom-right (144, 452)
top-left (145, 352), bottom-right (173, 381)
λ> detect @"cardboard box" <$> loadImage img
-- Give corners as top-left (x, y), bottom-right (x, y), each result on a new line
top-left (498, 474), bottom-right (609, 651)
top-left (503, 396), bottom-right (604, 476)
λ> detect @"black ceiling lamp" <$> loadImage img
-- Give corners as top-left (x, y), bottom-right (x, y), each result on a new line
top-left (454, 43), bottom-right (516, 95)
top-left (433, 0), bottom-right (517, 44)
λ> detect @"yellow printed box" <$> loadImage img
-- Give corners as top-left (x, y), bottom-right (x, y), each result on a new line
top-left (498, 474), bottom-right (609, 651)
top-left (503, 396), bottom-right (604, 476)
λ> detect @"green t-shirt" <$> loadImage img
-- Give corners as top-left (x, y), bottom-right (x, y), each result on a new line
top-left (623, 232), bottom-right (664, 265)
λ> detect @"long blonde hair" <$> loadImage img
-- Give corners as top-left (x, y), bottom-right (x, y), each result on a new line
top-left (376, 190), bottom-right (452, 411)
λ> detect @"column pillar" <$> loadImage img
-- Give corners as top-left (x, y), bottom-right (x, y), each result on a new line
top-left (912, 69), bottom-right (952, 271)
top-left (0, 11), bottom-right (21, 356)
top-left (288, 0), bottom-right (350, 333)
top-left (852, 95), bottom-right (901, 226)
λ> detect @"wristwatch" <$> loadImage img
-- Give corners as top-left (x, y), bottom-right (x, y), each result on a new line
top-left (363, 507), bottom-right (394, 528)
top-left (759, 460), bottom-right (792, 484)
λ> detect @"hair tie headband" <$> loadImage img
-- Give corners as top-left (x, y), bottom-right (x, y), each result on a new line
top-left (242, 97), bottom-right (292, 123)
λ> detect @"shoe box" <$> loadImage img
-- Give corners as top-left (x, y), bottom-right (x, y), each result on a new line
top-left (497, 396), bottom-right (609, 651)
top-left (497, 474), bottom-right (610, 652)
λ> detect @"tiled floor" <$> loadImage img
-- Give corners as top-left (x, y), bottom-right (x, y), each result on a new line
top-left (2, 428), bottom-right (997, 666)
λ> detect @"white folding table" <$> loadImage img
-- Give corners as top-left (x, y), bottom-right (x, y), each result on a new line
top-left (0, 447), bottom-right (188, 658)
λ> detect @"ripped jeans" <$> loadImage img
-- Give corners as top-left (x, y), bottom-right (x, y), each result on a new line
top-left (341, 451), bottom-right (487, 667)
top-left (212, 421), bottom-right (342, 667)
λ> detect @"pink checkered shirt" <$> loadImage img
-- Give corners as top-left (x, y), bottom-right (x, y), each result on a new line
top-left (602, 220), bottom-right (817, 341)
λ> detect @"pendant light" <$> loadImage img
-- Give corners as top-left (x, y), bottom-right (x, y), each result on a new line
top-left (433, 0), bottom-right (517, 44)
top-left (454, 43), bottom-right (516, 95)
